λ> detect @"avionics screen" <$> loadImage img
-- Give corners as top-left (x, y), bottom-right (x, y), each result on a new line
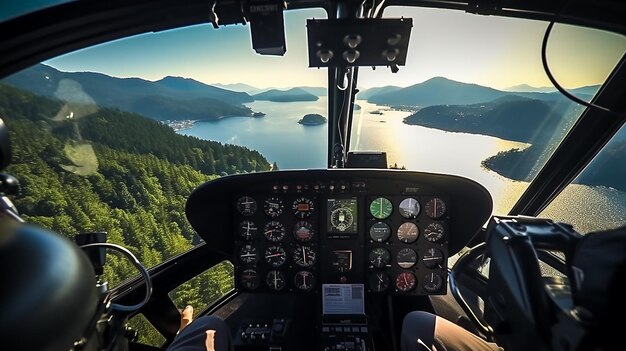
top-left (327, 198), bottom-right (358, 234)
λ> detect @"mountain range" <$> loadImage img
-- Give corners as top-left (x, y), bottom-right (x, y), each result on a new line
top-left (253, 88), bottom-right (319, 102)
top-left (366, 76), bottom-right (599, 107)
top-left (2, 64), bottom-right (255, 121)
top-left (504, 84), bottom-right (555, 93)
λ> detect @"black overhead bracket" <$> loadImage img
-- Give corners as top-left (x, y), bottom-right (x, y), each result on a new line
top-left (307, 18), bottom-right (412, 69)
top-left (467, 0), bottom-right (502, 15)
top-left (244, 0), bottom-right (287, 55)
top-left (207, 0), bottom-right (287, 55)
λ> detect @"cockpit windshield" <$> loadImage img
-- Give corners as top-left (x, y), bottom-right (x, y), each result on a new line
top-left (1, 5), bottom-right (625, 276)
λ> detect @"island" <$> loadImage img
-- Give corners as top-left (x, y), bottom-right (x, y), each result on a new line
top-left (253, 88), bottom-right (319, 102)
top-left (298, 113), bottom-right (327, 125)
top-left (252, 111), bottom-right (266, 117)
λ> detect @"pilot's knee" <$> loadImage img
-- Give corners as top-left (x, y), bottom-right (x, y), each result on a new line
top-left (402, 311), bottom-right (436, 332)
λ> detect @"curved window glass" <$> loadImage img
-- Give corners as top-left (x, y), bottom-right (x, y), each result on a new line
top-left (540, 124), bottom-right (626, 234)
top-left (352, 7), bottom-right (626, 216)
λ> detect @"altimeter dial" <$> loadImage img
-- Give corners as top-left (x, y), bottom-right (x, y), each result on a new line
top-left (264, 245), bottom-right (287, 268)
top-left (263, 221), bottom-right (285, 242)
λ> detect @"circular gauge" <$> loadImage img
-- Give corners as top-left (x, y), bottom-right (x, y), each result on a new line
top-left (399, 198), bottom-right (420, 219)
top-left (395, 272), bottom-right (417, 292)
top-left (238, 220), bottom-right (258, 241)
top-left (422, 248), bottom-right (444, 269)
top-left (424, 223), bottom-right (445, 243)
top-left (368, 248), bottom-right (391, 268)
top-left (293, 245), bottom-right (316, 268)
top-left (264, 245), bottom-right (287, 267)
top-left (263, 221), bottom-right (285, 242)
top-left (397, 222), bottom-right (419, 243)
top-left (292, 197), bottom-right (315, 218)
top-left (396, 248), bottom-right (418, 269)
top-left (423, 272), bottom-right (444, 293)
top-left (294, 271), bottom-right (315, 291)
top-left (266, 270), bottom-right (286, 291)
top-left (330, 206), bottom-right (354, 232)
top-left (239, 269), bottom-right (260, 290)
top-left (369, 222), bottom-right (391, 242)
top-left (425, 198), bottom-right (446, 219)
top-left (238, 245), bottom-right (258, 266)
top-left (236, 196), bottom-right (257, 216)
top-left (370, 197), bottom-right (393, 219)
top-left (264, 197), bottom-right (284, 218)
top-left (369, 272), bottom-right (390, 292)
top-left (293, 221), bottom-right (315, 242)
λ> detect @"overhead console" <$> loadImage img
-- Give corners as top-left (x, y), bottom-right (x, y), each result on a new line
top-left (186, 169), bottom-right (492, 297)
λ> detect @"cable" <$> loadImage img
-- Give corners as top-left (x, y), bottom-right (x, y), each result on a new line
top-left (541, 15), bottom-right (625, 118)
top-left (80, 243), bottom-right (153, 312)
top-left (334, 67), bottom-right (351, 167)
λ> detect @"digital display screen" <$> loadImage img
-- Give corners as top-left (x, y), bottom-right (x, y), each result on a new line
top-left (322, 284), bottom-right (365, 315)
top-left (327, 198), bottom-right (358, 234)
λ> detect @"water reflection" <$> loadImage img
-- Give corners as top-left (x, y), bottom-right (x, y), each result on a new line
top-left (351, 100), bottom-right (530, 215)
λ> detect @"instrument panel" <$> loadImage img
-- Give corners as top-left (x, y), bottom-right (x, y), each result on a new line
top-left (231, 189), bottom-right (449, 295)
top-left (186, 169), bottom-right (493, 297)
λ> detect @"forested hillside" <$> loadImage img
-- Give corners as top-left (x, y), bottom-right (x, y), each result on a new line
top-left (0, 83), bottom-right (271, 343)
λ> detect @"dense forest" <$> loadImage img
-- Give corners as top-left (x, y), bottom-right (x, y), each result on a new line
top-left (0, 83), bottom-right (271, 345)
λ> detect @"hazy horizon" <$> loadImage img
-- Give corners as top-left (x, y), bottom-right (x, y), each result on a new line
top-left (38, 62), bottom-right (603, 93)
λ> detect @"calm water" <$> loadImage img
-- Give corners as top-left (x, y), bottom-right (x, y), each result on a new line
top-left (181, 99), bottom-right (626, 233)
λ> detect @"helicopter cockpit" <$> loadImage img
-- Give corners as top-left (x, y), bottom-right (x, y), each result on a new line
top-left (1, 1), bottom-right (626, 351)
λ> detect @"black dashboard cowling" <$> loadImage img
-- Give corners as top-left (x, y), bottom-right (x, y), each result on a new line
top-left (186, 169), bottom-right (493, 257)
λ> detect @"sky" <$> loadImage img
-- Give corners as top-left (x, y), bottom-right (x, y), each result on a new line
top-left (45, 7), bottom-right (626, 90)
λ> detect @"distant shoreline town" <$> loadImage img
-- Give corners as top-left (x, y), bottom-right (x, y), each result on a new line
top-left (163, 120), bottom-right (196, 131)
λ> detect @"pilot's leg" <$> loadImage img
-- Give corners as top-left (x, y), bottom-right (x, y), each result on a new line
top-left (401, 311), bottom-right (502, 351)
top-left (167, 315), bottom-right (233, 351)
